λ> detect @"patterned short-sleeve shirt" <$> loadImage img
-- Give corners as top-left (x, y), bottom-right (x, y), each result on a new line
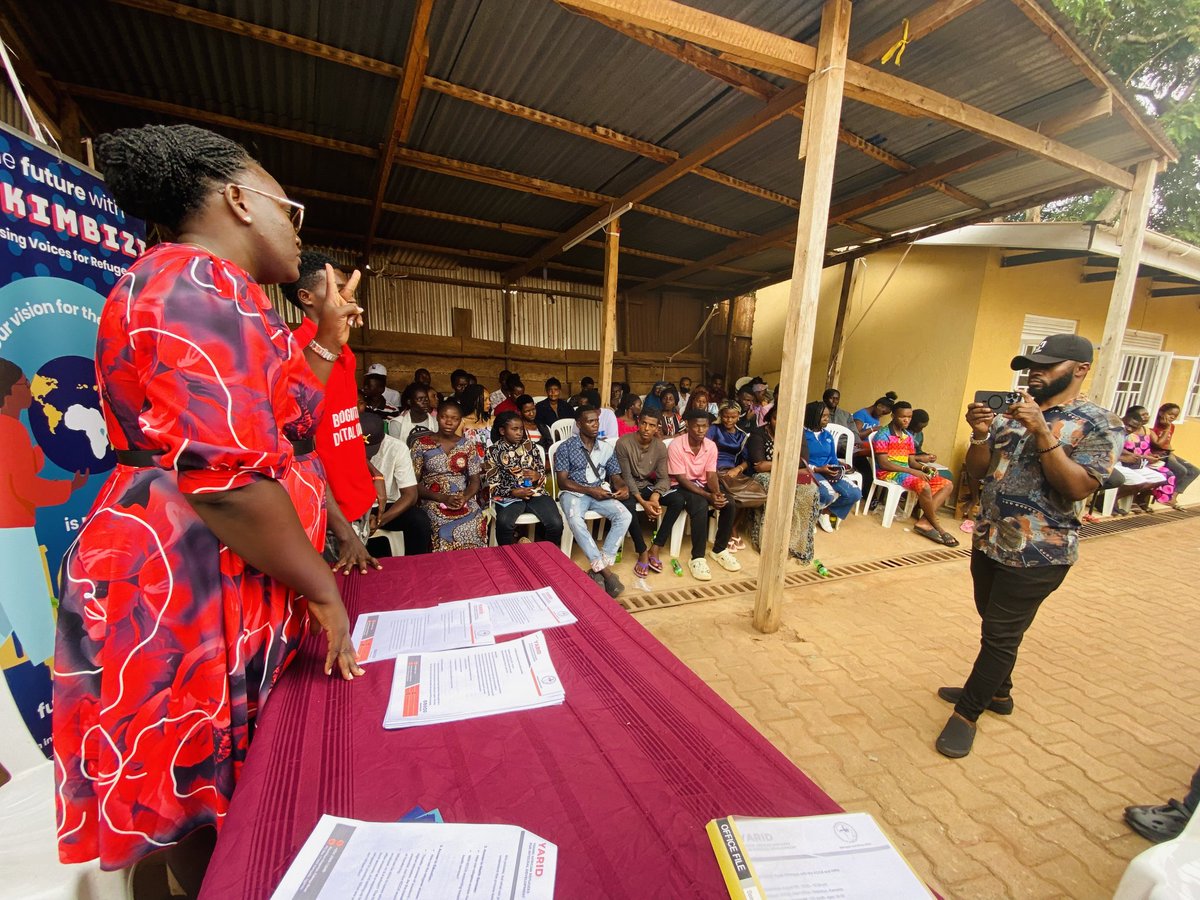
top-left (974, 398), bottom-right (1122, 567)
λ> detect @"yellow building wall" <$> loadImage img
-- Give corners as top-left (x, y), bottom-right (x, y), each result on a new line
top-left (748, 266), bottom-right (845, 394)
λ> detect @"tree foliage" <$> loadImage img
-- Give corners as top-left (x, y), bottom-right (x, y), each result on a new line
top-left (1041, 0), bottom-right (1200, 241)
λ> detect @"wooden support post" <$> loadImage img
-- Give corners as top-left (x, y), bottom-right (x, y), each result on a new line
top-left (752, 0), bottom-right (850, 634)
top-left (825, 258), bottom-right (860, 389)
top-left (1090, 159), bottom-right (1158, 410)
top-left (599, 220), bottom-right (621, 411)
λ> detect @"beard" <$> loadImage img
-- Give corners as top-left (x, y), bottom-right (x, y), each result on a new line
top-left (1027, 369), bottom-right (1075, 403)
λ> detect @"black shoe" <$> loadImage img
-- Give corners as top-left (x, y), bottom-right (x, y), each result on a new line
top-left (587, 571), bottom-right (605, 590)
top-left (937, 686), bottom-right (1014, 715)
top-left (936, 714), bottom-right (977, 758)
top-left (1124, 801), bottom-right (1192, 843)
top-left (602, 571), bottom-right (625, 598)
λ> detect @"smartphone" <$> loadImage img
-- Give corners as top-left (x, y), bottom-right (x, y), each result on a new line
top-left (974, 390), bottom-right (1021, 412)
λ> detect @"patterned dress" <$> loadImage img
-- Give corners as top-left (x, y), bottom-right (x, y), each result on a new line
top-left (53, 244), bottom-right (327, 870)
top-left (1124, 431), bottom-right (1176, 503)
top-left (412, 433), bottom-right (488, 551)
top-left (872, 426), bottom-right (950, 493)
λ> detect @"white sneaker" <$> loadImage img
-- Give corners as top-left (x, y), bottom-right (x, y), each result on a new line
top-left (689, 558), bottom-right (712, 581)
top-left (818, 514), bottom-right (833, 533)
top-left (711, 548), bottom-right (742, 572)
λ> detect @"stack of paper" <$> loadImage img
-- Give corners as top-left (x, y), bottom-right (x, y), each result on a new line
top-left (707, 812), bottom-right (932, 899)
top-left (271, 815), bottom-right (556, 900)
top-left (384, 631), bottom-right (564, 729)
top-left (352, 599), bottom-right (494, 664)
top-left (472, 587), bottom-right (577, 635)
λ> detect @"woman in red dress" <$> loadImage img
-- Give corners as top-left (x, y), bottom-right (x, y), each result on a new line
top-left (53, 125), bottom-right (364, 880)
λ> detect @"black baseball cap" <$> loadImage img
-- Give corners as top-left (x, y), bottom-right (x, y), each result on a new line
top-left (1010, 334), bottom-right (1094, 370)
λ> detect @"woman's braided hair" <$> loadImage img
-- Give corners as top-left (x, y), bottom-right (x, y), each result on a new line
top-left (94, 124), bottom-right (252, 230)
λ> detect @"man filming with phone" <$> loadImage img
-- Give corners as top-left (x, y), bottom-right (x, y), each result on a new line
top-left (935, 334), bottom-right (1123, 759)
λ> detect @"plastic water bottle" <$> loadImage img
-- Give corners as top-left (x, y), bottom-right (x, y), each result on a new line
top-left (671, 558), bottom-right (684, 576)
top-left (521, 477), bottom-right (532, 488)
top-left (614, 550), bottom-right (623, 564)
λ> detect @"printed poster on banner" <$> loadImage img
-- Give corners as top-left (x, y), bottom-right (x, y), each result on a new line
top-left (0, 123), bottom-right (145, 757)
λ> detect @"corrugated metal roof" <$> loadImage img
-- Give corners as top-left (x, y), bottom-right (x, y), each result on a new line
top-left (7, 0), bottom-right (1174, 299)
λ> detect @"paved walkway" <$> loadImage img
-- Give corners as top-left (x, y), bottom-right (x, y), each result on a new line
top-left (635, 516), bottom-right (1200, 899)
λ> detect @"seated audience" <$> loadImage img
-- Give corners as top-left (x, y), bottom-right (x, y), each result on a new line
top-left (366, 362), bottom-right (401, 407)
top-left (577, 388), bottom-right (620, 440)
top-left (852, 392), bottom-right (895, 487)
top-left (708, 402), bottom-right (751, 550)
top-left (449, 368), bottom-right (471, 401)
top-left (1151, 402), bottom-right (1199, 506)
top-left (494, 374), bottom-right (525, 415)
top-left (484, 411), bottom-right (564, 547)
top-left (457, 382), bottom-right (493, 449)
top-left (611, 381), bottom-right (629, 410)
top-left (516, 394), bottom-right (547, 448)
top-left (568, 376), bottom-right (595, 407)
top-left (872, 400), bottom-right (958, 546)
top-left (709, 374), bottom-right (727, 404)
top-left (735, 385), bottom-right (759, 432)
top-left (489, 368), bottom-right (511, 410)
top-left (555, 407), bottom-right (632, 597)
top-left (362, 411), bottom-right (432, 555)
top-left (395, 382), bottom-right (437, 444)
top-left (909, 408), bottom-right (955, 482)
top-left (616, 393), bottom-right (642, 436)
top-left (362, 372), bottom-right (399, 417)
top-left (803, 400), bottom-right (863, 532)
top-left (534, 377), bottom-right (575, 435)
top-left (746, 405), bottom-right (822, 564)
top-left (614, 408), bottom-right (671, 578)
top-left (1116, 406), bottom-right (1173, 512)
top-left (642, 381), bottom-right (668, 414)
top-left (411, 399), bottom-right (488, 552)
top-left (686, 386), bottom-right (720, 418)
top-left (677, 376), bottom-right (692, 405)
top-left (656, 408), bottom-right (741, 581)
top-left (414, 368), bottom-right (433, 387)
top-left (658, 387), bottom-right (684, 437)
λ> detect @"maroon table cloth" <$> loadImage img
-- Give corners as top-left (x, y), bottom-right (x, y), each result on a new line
top-left (200, 543), bottom-right (841, 899)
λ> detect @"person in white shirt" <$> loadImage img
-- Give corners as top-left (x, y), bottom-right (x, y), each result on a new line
top-left (395, 383), bottom-right (437, 444)
top-left (489, 368), bottom-right (512, 412)
top-left (363, 412), bottom-right (431, 555)
top-left (365, 362), bottom-right (401, 408)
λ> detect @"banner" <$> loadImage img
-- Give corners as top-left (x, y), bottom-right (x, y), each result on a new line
top-left (0, 124), bottom-right (144, 756)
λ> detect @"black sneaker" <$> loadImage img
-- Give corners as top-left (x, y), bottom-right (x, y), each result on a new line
top-left (602, 571), bottom-right (625, 598)
top-left (1124, 801), bottom-right (1192, 843)
top-left (586, 571), bottom-right (605, 590)
top-left (936, 714), bottom-right (977, 758)
top-left (937, 686), bottom-right (1014, 715)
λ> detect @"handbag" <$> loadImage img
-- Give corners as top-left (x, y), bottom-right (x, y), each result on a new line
top-left (717, 469), bottom-right (768, 508)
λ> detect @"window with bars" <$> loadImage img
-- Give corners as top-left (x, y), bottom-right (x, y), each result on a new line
top-left (1185, 360), bottom-right (1200, 420)
top-left (1112, 351), bottom-right (1169, 416)
top-left (1010, 315), bottom-right (1078, 391)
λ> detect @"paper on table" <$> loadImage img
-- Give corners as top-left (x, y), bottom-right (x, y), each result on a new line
top-left (383, 631), bottom-right (564, 729)
top-left (269, 815), bottom-right (556, 900)
top-left (469, 587), bottom-right (576, 636)
top-left (708, 811), bottom-right (932, 899)
top-left (352, 599), bottom-right (494, 664)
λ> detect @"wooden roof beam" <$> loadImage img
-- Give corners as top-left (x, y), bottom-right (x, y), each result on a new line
top-left (106, 0), bottom-right (405, 78)
top-left (365, 0), bottom-right (434, 253)
top-left (853, 0), bottom-right (988, 65)
top-left (563, 0), bottom-right (1140, 190)
top-left (61, 83), bottom-right (379, 157)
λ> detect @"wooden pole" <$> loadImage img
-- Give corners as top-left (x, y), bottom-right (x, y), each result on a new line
top-left (752, 0), bottom-right (851, 634)
top-left (599, 219), bottom-right (621, 412)
top-left (1090, 159), bottom-right (1158, 410)
top-left (825, 258), bottom-right (859, 389)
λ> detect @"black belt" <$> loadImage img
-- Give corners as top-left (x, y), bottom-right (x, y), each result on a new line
top-left (116, 437), bottom-right (315, 468)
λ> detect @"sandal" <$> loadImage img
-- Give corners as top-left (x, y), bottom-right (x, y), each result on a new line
top-left (913, 525), bottom-right (947, 545)
top-left (1125, 800), bottom-right (1192, 843)
top-left (959, 520), bottom-right (975, 533)
top-left (728, 536), bottom-right (745, 552)
top-left (633, 561), bottom-right (650, 578)
top-left (937, 530), bottom-right (960, 548)
top-left (647, 555), bottom-right (664, 574)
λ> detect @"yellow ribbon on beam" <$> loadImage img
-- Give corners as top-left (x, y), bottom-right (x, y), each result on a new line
top-left (881, 18), bottom-right (910, 66)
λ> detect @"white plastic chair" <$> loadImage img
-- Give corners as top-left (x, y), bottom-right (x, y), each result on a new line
top-left (370, 528), bottom-right (406, 556)
top-left (548, 440), bottom-right (606, 557)
top-left (549, 419), bottom-right (576, 445)
top-left (1114, 808), bottom-right (1200, 900)
top-left (862, 438), bottom-right (914, 528)
top-left (824, 423), bottom-right (863, 515)
top-left (488, 445), bottom-right (549, 546)
top-left (0, 675), bottom-right (127, 899)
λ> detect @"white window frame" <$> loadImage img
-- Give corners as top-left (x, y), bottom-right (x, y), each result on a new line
top-left (1011, 315), bottom-right (1077, 391)
top-left (1112, 344), bottom-right (1171, 418)
top-left (1182, 357), bottom-right (1200, 422)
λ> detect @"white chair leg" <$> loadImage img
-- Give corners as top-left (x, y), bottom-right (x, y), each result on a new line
top-left (670, 514), bottom-right (686, 559)
top-left (1100, 488), bottom-right (1117, 516)
top-left (881, 487), bottom-right (902, 528)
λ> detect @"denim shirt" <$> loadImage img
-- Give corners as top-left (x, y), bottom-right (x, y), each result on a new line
top-left (974, 399), bottom-right (1122, 567)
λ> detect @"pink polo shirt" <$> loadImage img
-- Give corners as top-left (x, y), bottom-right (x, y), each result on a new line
top-left (668, 436), bottom-right (717, 489)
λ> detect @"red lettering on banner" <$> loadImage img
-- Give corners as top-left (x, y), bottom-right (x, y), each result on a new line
top-left (51, 205), bottom-right (79, 237)
top-left (27, 193), bottom-right (51, 226)
top-left (0, 183), bottom-right (25, 217)
top-left (99, 223), bottom-right (120, 251)
top-left (80, 217), bottom-right (101, 245)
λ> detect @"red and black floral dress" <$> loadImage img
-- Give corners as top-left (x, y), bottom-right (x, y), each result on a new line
top-left (53, 243), bottom-right (327, 870)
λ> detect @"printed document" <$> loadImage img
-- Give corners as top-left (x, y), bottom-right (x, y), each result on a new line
top-left (352, 600), bottom-right (494, 664)
top-left (384, 631), bottom-right (564, 728)
top-left (471, 587), bottom-right (576, 635)
top-left (270, 815), bottom-right (556, 900)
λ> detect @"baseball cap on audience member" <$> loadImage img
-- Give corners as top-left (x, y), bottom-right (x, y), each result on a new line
top-left (749, 377), bottom-right (767, 394)
top-left (366, 363), bottom-right (388, 377)
top-left (1010, 334), bottom-right (1094, 370)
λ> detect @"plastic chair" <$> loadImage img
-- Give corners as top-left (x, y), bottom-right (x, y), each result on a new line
top-left (488, 445), bottom-right (549, 547)
top-left (549, 419), bottom-right (576, 445)
top-left (825, 423), bottom-right (863, 515)
top-left (1114, 808), bottom-right (1200, 900)
top-left (370, 528), bottom-right (406, 556)
top-left (862, 439), bottom-right (914, 528)
top-left (547, 440), bottom-right (606, 557)
top-left (0, 675), bottom-right (127, 899)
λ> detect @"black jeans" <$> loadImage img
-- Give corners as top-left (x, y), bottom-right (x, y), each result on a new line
top-left (375, 505), bottom-right (433, 555)
top-left (655, 489), bottom-right (736, 559)
top-left (620, 486), bottom-right (658, 554)
top-left (955, 550), bottom-right (1070, 721)
top-left (494, 495), bottom-right (563, 546)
